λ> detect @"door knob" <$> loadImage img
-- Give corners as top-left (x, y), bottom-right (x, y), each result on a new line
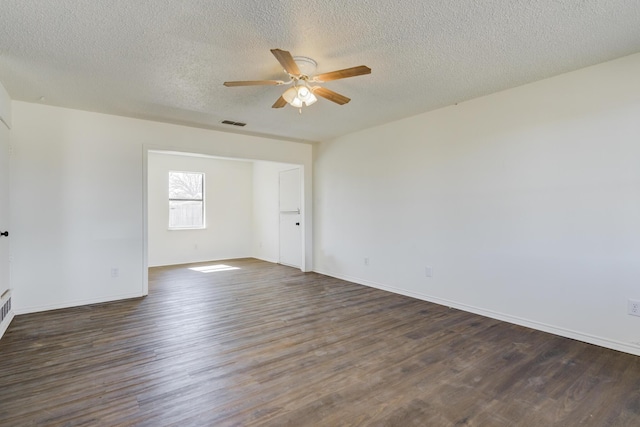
top-left (295, 222), bottom-right (300, 226)
top-left (0, 231), bottom-right (7, 237)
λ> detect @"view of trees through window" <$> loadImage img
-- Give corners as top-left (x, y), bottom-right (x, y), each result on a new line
top-left (169, 171), bottom-right (204, 229)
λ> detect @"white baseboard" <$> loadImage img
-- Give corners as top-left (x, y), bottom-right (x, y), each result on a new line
top-left (314, 268), bottom-right (640, 357)
top-left (14, 292), bottom-right (145, 316)
top-left (253, 256), bottom-right (279, 264)
top-left (0, 311), bottom-right (15, 339)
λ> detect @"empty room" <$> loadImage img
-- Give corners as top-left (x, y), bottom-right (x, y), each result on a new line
top-left (1, 1), bottom-right (640, 426)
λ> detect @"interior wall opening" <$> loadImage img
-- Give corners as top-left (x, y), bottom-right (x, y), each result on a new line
top-left (144, 149), bottom-right (305, 294)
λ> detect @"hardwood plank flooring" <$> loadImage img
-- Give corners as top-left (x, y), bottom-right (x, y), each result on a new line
top-left (1, 258), bottom-right (639, 426)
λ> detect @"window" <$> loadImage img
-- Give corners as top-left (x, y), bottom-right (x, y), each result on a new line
top-left (168, 171), bottom-right (204, 229)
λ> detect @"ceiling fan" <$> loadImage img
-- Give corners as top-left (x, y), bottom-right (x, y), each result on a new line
top-left (224, 49), bottom-right (371, 110)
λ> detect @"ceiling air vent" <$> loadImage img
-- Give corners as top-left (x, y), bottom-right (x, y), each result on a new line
top-left (221, 120), bottom-right (246, 127)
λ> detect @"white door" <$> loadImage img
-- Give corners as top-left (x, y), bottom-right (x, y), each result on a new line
top-left (0, 121), bottom-right (9, 296)
top-left (279, 168), bottom-right (301, 268)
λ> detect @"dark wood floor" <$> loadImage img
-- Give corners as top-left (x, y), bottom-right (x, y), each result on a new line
top-left (1, 258), bottom-right (639, 426)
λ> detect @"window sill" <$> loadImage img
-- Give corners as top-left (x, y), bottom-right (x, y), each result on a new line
top-left (168, 227), bottom-right (207, 231)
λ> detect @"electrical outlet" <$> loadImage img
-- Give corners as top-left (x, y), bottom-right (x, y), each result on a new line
top-left (364, 257), bottom-right (370, 266)
top-left (629, 299), bottom-right (640, 317)
top-left (425, 266), bottom-right (433, 277)
top-left (111, 268), bottom-right (119, 278)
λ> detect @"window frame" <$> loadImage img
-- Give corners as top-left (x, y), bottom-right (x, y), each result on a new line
top-left (168, 170), bottom-right (206, 230)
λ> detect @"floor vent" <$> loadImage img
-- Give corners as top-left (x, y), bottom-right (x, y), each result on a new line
top-left (0, 296), bottom-right (10, 324)
top-left (221, 120), bottom-right (247, 127)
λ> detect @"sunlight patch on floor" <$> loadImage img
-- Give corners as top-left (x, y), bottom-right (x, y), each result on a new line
top-left (189, 264), bottom-right (240, 273)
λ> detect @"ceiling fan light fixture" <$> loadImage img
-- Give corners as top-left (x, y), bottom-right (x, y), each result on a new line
top-left (297, 85), bottom-right (310, 100)
top-left (304, 92), bottom-right (317, 106)
top-left (297, 85), bottom-right (317, 106)
top-left (283, 84), bottom-right (316, 108)
top-left (282, 86), bottom-right (298, 104)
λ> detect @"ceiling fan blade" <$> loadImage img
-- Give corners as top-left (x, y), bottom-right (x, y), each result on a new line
top-left (313, 65), bottom-right (371, 82)
top-left (271, 49), bottom-right (301, 75)
top-left (313, 87), bottom-right (351, 105)
top-left (223, 80), bottom-right (282, 87)
top-left (272, 96), bottom-right (287, 108)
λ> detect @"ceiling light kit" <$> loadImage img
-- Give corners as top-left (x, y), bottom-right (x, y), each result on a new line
top-left (224, 49), bottom-right (371, 113)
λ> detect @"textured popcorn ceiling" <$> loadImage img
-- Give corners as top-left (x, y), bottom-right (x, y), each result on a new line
top-left (0, 0), bottom-right (639, 142)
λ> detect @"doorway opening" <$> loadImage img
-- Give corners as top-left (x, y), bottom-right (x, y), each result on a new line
top-left (142, 149), bottom-right (308, 295)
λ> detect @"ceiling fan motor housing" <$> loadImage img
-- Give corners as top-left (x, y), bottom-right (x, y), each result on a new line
top-left (292, 56), bottom-right (317, 78)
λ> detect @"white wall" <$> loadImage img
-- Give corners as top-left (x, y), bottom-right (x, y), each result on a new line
top-left (0, 81), bottom-right (10, 129)
top-left (314, 53), bottom-right (640, 356)
top-left (148, 152), bottom-right (253, 267)
top-left (252, 161), bottom-right (299, 263)
top-left (10, 102), bottom-right (313, 314)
